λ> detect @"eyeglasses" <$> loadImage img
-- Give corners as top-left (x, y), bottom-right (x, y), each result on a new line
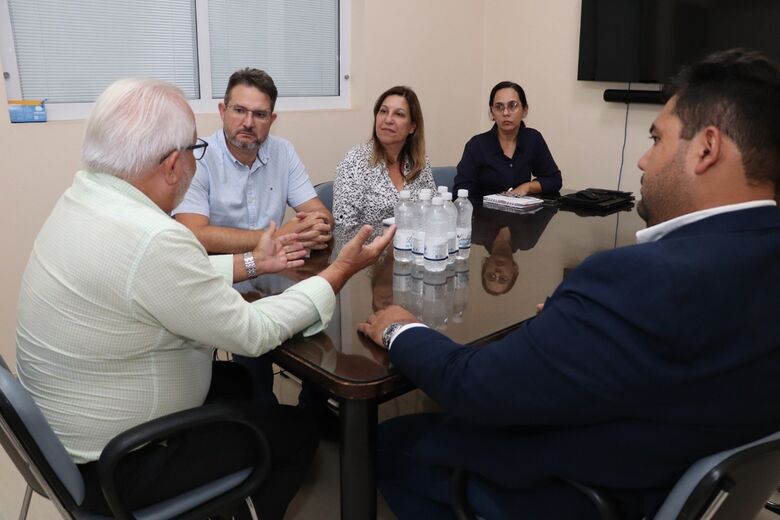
top-left (227, 104), bottom-right (272, 122)
top-left (186, 138), bottom-right (209, 160)
top-left (485, 272), bottom-right (511, 283)
top-left (159, 138), bottom-right (208, 163)
top-left (492, 100), bottom-right (522, 113)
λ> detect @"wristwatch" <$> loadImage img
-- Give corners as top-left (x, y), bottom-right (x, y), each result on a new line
top-left (243, 252), bottom-right (258, 279)
top-left (382, 322), bottom-right (406, 349)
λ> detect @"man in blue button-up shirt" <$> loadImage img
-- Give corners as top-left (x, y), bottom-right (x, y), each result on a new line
top-left (173, 69), bottom-right (335, 412)
top-left (174, 68), bottom-right (333, 254)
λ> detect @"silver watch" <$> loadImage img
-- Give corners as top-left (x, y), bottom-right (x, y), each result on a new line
top-left (243, 252), bottom-right (258, 279)
top-left (382, 322), bottom-right (405, 349)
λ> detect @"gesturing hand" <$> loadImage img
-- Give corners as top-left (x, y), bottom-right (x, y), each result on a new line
top-left (252, 221), bottom-right (307, 275)
top-left (335, 224), bottom-right (395, 276)
top-left (319, 224), bottom-right (396, 293)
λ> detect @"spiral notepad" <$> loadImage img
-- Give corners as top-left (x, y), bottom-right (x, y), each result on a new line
top-left (482, 194), bottom-right (544, 214)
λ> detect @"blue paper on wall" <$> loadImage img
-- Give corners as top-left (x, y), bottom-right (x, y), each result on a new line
top-left (8, 100), bottom-right (47, 123)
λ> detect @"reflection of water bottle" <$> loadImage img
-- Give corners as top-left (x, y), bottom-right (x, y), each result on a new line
top-left (454, 189), bottom-right (473, 260)
top-left (393, 190), bottom-right (414, 263)
top-left (408, 263), bottom-right (425, 319)
top-left (441, 192), bottom-right (458, 264)
top-left (393, 260), bottom-right (413, 309)
top-left (452, 270), bottom-right (470, 323)
top-left (412, 189), bottom-right (432, 266)
top-left (423, 269), bottom-right (451, 330)
top-left (424, 197), bottom-right (449, 272)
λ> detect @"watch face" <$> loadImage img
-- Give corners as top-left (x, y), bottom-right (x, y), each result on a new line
top-left (383, 323), bottom-right (402, 348)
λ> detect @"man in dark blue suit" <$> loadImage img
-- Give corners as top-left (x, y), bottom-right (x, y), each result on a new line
top-left (358, 49), bottom-right (780, 519)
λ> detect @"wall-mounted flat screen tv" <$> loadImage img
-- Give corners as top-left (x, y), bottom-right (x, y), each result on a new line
top-left (578, 0), bottom-right (780, 83)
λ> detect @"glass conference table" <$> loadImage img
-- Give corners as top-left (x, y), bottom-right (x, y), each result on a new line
top-left (234, 200), bottom-right (645, 520)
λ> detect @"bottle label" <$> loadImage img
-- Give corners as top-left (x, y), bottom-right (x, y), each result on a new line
top-left (457, 228), bottom-right (471, 249)
top-left (424, 241), bottom-right (448, 261)
top-left (393, 230), bottom-right (413, 251)
top-left (412, 231), bottom-right (425, 255)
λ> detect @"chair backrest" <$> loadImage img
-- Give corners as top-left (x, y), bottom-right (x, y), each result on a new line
top-left (432, 166), bottom-right (457, 193)
top-left (653, 429), bottom-right (780, 520)
top-left (0, 359), bottom-right (86, 513)
top-left (314, 181), bottom-right (334, 212)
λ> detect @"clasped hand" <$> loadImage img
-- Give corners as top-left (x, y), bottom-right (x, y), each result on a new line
top-left (278, 210), bottom-right (333, 250)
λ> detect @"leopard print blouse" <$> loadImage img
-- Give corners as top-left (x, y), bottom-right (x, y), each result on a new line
top-left (332, 142), bottom-right (437, 227)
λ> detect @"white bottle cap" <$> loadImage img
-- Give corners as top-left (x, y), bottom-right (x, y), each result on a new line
top-left (399, 190), bottom-right (411, 199)
top-left (437, 186), bottom-right (448, 194)
top-left (431, 197), bottom-right (443, 205)
top-left (419, 190), bottom-right (432, 200)
top-left (442, 192), bottom-right (453, 201)
top-left (457, 189), bottom-right (469, 198)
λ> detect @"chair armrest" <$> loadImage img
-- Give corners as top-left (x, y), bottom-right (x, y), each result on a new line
top-left (98, 403), bottom-right (270, 520)
top-left (450, 468), bottom-right (478, 520)
top-left (565, 480), bottom-right (622, 520)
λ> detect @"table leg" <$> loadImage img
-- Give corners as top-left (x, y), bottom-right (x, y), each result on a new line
top-left (339, 397), bottom-right (378, 520)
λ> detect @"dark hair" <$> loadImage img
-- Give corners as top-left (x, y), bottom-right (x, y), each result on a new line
top-left (489, 81), bottom-right (528, 108)
top-left (664, 49), bottom-right (780, 186)
top-left (224, 68), bottom-right (278, 111)
top-left (371, 86), bottom-right (426, 180)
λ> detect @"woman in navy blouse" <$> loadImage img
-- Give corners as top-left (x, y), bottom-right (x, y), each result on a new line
top-left (454, 81), bottom-right (562, 200)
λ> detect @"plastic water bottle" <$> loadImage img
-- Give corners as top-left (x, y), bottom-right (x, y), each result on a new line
top-left (424, 197), bottom-right (449, 272)
top-left (412, 189), bottom-right (432, 265)
top-left (393, 190), bottom-right (414, 263)
top-left (441, 192), bottom-right (458, 264)
top-left (454, 189), bottom-right (473, 260)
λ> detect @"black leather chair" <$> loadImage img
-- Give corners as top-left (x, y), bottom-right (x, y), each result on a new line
top-left (314, 180), bottom-right (334, 212)
top-left (450, 428), bottom-right (780, 520)
top-left (432, 166), bottom-right (457, 193)
top-left (0, 355), bottom-right (271, 520)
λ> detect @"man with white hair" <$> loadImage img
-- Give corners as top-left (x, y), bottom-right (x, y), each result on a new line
top-left (16, 78), bottom-right (394, 519)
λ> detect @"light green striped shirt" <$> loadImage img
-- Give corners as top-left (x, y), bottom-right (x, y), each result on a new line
top-left (16, 171), bottom-right (335, 463)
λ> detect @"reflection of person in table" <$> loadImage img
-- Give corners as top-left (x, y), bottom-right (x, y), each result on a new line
top-left (472, 205), bottom-right (557, 294)
top-left (371, 253), bottom-right (396, 311)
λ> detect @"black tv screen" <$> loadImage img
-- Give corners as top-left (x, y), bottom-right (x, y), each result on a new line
top-left (578, 0), bottom-right (780, 83)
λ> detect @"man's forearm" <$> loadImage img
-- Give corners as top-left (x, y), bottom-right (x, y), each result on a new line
top-left (318, 261), bottom-right (351, 293)
top-left (193, 225), bottom-right (263, 254)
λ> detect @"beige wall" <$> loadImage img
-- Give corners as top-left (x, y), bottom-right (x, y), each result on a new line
top-left (0, 0), bottom-right (664, 364)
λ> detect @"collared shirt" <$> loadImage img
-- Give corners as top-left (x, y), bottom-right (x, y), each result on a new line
top-left (16, 171), bottom-right (334, 463)
top-left (172, 130), bottom-right (317, 229)
top-left (454, 123), bottom-right (562, 200)
top-left (636, 200), bottom-right (777, 243)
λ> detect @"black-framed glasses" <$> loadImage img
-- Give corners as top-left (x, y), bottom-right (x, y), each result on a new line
top-left (159, 138), bottom-right (209, 163)
top-left (186, 138), bottom-right (209, 160)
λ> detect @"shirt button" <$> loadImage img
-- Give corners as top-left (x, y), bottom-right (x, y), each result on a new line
top-left (510, 163), bottom-right (513, 167)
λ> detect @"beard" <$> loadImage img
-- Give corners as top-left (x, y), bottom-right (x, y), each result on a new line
top-left (227, 128), bottom-right (261, 151)
top-left (636, 147), bottom-right (689, 226)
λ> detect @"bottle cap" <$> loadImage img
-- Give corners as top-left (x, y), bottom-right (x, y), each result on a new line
top-left (442, 192), bottom-right (453, 201)
top-left (437, 186), bottom-right (448, 194)
top-left (399, 190), bottom-right (411, 199)
top-left (457, 189), bottom-right (469, 198)
top-left (431, 197), bottom-right (443, 205)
